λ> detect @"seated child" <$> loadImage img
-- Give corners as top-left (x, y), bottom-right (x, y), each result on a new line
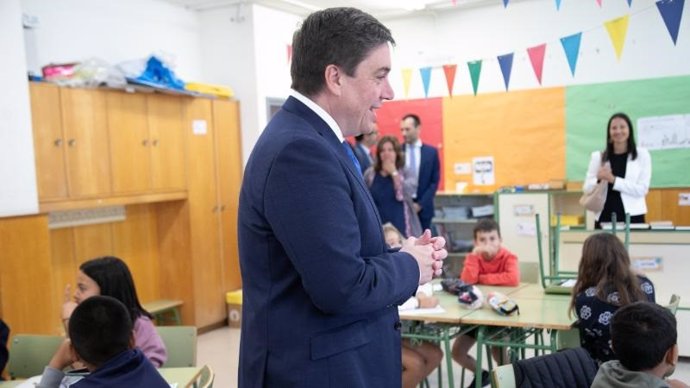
top-left (452, 218), bottom-right (519, 388)
top-left (591, 301), bottom-right (689, 388)
top-left (62, 256), bottom-right (167, 367)
top-left (384, 223), bottom-right (444, 388)
top-left (38, 295), bottom-right (169, 388)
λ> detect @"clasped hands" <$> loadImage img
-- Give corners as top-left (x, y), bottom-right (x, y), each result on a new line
top-left (400, 229), bottom-right (448, 285)
top-left (597, 164), bottom-right (615, 184)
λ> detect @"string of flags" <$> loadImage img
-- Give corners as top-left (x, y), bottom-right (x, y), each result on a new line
top-left (400, 0), bottom-right (685, 97)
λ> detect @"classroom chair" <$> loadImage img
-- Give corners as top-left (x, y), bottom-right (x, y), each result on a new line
top-left (156, 326), bottom-right (197, 367)
top-left (491, 347), bottom-right (597, 388)
top-left (667, 294), bottom-right (681, 315)
top-left (198, 364), bottom-right (215, 388)
top-left (7, 334), bottom-right (63, 379)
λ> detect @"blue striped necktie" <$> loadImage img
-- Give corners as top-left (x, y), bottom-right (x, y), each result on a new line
top-left (342, 141), bottom-right (362, 176)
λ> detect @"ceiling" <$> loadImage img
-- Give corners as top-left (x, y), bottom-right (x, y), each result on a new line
top-left (163, 0), bottom-right (497, 19)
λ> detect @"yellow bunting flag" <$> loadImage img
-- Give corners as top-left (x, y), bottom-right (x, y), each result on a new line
top-left (604, 15), bottom-right (630, 61)
top-left (401, 68), bottom-right (413, 99)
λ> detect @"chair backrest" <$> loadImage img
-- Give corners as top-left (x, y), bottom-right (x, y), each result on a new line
top-left (156, 326), bottom-right (197, 367)
top-left (7, 334), bottom-right (64, 379)
top-left (512, 347), bottom-right (598, 388)
top-left (198, 364), bottom-right (215, 388)
top-left (667, 294), bottom-right (681, 315)
top-left (491, 363), bottom-right (516, 388)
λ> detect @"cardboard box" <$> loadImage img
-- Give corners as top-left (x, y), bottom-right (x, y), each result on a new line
top-left (226, 290), bottom-right (242, 328)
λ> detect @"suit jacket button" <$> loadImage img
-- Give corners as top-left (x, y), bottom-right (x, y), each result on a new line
top-left (394, 321), bottom-right (402, 330)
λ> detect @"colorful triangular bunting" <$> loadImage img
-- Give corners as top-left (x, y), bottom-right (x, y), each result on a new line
top-left (604, 15), bottom-right (630, 60)
top-left (401, 68), bottom-right (413, 99)
top-left (503, 0), bottom-right (510, 7)
top-left (497, 53), bottom-right (514, 91)
top-left (656, 0), bottom-right (685, 45)
top-left (560, 32), bottom-right (582, 77)
top-left (467, 60), bottom-right (482, 96)
top-left (442, 64), bottom-right (457, 97)
top-left (419, 67), bottom-right (432, 98)
top-left (627, 0), bottom-right (633, 6)
top-left (596, 0), bottom-right (603, 7)
top-left (527, 44), bottom-right (547, 85)
top-left (555, 0), bottom-right (562, 10)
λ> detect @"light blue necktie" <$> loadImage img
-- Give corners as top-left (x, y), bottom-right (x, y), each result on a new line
top-left (342, 141), bottom-right (362, 177)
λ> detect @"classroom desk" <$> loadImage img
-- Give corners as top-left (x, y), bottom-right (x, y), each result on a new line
top-left (398, 282), bottom-right (529, 387)
top-left (462, 292), bottom-right (574, 388)
top-left (0, 367), bottom-right (203, 388)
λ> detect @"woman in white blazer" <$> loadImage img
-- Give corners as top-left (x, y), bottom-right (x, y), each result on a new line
top-left (583, 112), bottom-right (652, 228)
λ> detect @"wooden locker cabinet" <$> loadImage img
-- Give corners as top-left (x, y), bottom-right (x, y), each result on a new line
top-left (212, 99), bottom-right (243, 294)
top-left (184, 97), bottom-right (242, 328)
top-left (30, 83), bottom-right (112, 200)
top-left (107, 91), bottom-right (186, 194)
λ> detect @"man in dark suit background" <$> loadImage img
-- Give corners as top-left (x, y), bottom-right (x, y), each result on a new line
top-left (352, 124), bottom-right (378, 173)
top-left (401, 114), bottom-right (441, 231)
top-left (237, 8), bottom-right (447, 388)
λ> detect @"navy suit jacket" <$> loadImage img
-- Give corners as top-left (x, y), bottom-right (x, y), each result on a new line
top-left (238, 96), bottom-right (420, 388)
top-left (352, 142), bottom-right (372, 173)
top-left (404, 143), bottom-right (440, 229)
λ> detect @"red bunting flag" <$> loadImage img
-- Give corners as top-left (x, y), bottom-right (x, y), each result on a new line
top-left (527, 44), bottom-right (547, 85)
top-left (442, 64), bottom-right (457, 97)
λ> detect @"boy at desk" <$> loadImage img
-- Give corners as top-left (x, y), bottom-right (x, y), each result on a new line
top-left (452, 218), bottom-right (520, 388)
top-left (591, 301), bottom-right (689, 388)
top-left (38, 296), bottom-right (168, 388)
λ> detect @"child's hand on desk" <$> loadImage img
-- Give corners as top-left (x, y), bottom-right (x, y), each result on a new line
top-left (667, 379), bottom-right (690, 388)
top-left (416, 293), bottom-right (439, 309)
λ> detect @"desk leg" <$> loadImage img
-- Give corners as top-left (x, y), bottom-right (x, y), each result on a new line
top-left (475, 326), bottom-right (485, 388)
top-left (442, 327), bottom-right (453, 388)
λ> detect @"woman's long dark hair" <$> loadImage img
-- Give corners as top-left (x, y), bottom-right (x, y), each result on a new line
top-left (80, 256), bottom-right (152, 323)
top-left (602, 112), bottom-right (638, 162)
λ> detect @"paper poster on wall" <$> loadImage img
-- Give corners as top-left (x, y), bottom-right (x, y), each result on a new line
top-left (631, 257), bottom-right (662, 272)
top-left (679, 193), bottom-right (690, 206)
top-left (516, 221), bottom-right (536, 237)
top-left (454, 162), bottom-right (471, 175)
top-left (192, 119), bottom-right (207, 135)
top-left (638, 114), bottom-right (690, 151)
top-left (472, 156), bottom-right (495, 185)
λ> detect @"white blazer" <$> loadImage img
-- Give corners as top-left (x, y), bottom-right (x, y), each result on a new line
top-left (583, 148), bottom-right (652, 220)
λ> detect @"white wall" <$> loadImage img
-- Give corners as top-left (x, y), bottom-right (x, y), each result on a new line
top-left (385, 0), bottom-right (690, 98)
top-left (199, 4), bottom-right (298, 165)
top-left (21, 0), bottom-right (204, 81)
top-left (0, 0), bottom-right (39, 217)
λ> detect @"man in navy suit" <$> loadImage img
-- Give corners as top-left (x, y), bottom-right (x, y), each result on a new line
top-left (401, 114), bottom-right (441, 231)
top-left (352, 125), bottom-right (378, 173)
top-left (237, 8), bottom-right (447, 388)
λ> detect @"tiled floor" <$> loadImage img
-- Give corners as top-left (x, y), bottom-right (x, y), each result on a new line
top-left (199, 326), bottom-right (690, 388)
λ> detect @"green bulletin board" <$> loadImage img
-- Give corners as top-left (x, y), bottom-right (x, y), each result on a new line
top-left (565, 75), bottom-right (690, 188)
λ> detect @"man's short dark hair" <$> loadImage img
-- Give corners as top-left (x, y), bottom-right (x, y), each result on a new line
top-left (69, 295), bottom-right (133, 367)
top-left (290, 7), bottom-right (394, 96)
top-left (611, 301), bottom-right (676, 371)
top-left (402, 114), bottom-right (421, 127)
top-left (473, 218), bottom-right (500, 239)
top-left (355, 134), bottom-right (365, 141)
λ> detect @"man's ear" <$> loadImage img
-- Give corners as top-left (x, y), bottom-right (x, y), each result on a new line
top-left (324, 64), bottom-right (343, 96)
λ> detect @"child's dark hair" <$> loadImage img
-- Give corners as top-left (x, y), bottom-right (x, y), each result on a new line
top-left (80, 256), bottom-right (152, 323)
top-left (473, 218), bottom-right (500, 240)
top-left (611, 301), bottom-right (676, 371)
top-left (69, 295), bottom-right (133, 367)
